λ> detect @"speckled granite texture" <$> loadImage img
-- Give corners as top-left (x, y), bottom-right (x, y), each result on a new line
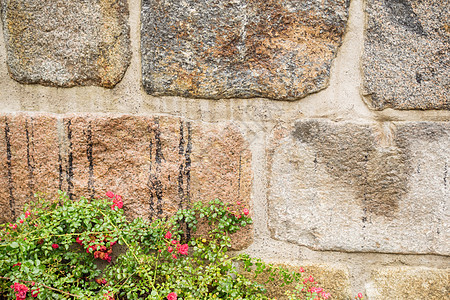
top-left (363, 0), bottom-right (449, 110)
top-left (141, 0), bottom-right (350, 100)
top-left (0, 0), bottom-right (131, 87)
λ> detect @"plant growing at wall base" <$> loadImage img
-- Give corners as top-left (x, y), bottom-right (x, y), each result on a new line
top-left (0, 191), bottom-right (330, 299)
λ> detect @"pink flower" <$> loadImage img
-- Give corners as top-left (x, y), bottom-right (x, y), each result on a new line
top-left (177, 244), bottom-right (189, 255)
top-left (25, 211), bottom-right (31, 218)
top-left (243, 208), bottom-right (249, 216)
top-left (167, 246), bottom-right (173, 253)
top-left (309, 275), bottom-right (314, 282)
top-left (9, 223), bottom-right (17, 229)
top-left (171, 240), bottom-right (178, 245)
top-left (237, 201), bottom-right (241, 205)
top-left (10, 283), bottom-right (29, 300)
top-left (106, 191), bottom-right (115, 198)
top-left (165, 232), bottom-right (172, 239)
top-left (167, 292), bottom-right (177, 300)
top-left (358, 293), bottom-right (363, 298)
top-left (299, 267), bottom-right (305, 272)
top-left (52, 243), bottom-right (59, 249)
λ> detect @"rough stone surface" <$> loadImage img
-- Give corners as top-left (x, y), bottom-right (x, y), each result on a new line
top-left (267, 119), bottom-right (449, 255)
top-left (0, 0), bottom-right (131, 88)
top-left (368, 267), bottom-right (449, 300)
top-left (141, 0), bottom-right (350, 100)
top-left (363, 0), bottom-right (450, 110)
top-left (0, 114), bottom-right (60, 224)
top-left (242, 263), bottom-right (351, 300)
top-left (0, 114), bottom-right (252, 249)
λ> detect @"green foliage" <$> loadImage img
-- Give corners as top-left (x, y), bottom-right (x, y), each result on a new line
top-left (0, 192), bottom-right (331, 300)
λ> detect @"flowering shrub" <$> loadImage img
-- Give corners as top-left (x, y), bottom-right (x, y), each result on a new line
top-left (0, 191), bottom-right (332, 299)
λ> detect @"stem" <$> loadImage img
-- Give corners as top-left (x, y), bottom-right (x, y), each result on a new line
top-left (0, 276), bottom-right (82, 298)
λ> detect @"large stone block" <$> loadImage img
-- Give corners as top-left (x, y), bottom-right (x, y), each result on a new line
top-left (363, 0), bottom-right (449, 110)
top-left (0, 114), bottom-right (252, 249)
top-left (141, 0), bottom-right (350, 100)
top-left (368, 267), bottom-right (449, 300)
top-left (267, 120), bottom-right (449, 254)
top-left (0, 0), bottom-right (131, 88)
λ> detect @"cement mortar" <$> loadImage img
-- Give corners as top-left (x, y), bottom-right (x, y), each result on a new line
top-left (0, 0), bottom-right (449, 298)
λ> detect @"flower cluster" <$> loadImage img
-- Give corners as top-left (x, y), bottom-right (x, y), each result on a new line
top-left (76, 236), bottom-right (117, 263)
top-left (106, 191), bottom-right (123, 210)
top-left (164, 231), bottom-right (189, 259)
top-left (10, 283), bottom-right (29, 300)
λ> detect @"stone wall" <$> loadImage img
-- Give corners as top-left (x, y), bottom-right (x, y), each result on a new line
top-left (0, 0), bottom-right (448, 299)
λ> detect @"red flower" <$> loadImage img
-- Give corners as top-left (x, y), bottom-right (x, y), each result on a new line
top-left (171, 240), bottom-right (178, 245)
top-left (52, 243), bottom-right (59, 249)
top-left (25, 211), bottom-right (31, 218)
top-left (172, 254), bottom-right (177, 259)
top-left (31, 288), bottom-right (40, 298)
top-left (243, 208), bottom-right (249, 216)
top-left (10, 283), bottom-right (29, 300)
top-left (237, 201), bottom-right (241, 205)
top-left (106, 191), bottom-right (115, 198)
top-left (167, 292), bottom-right (177, 300)
top-left (177, 244), bottom-right (189, 255)
top-left (19, 219), bottom-right (24, 224)
top-left (165, 232), bottom-right (172, 239)
top-left (12, 262), bottom-right (21, 268)
top-left (9, 223), bottom-right (17, 229)
top-left (76, 237), bottom-right (83, 245)
top-left (299, 267), bottom-right (305, 272)
top-left (358, 293), bottom-right (363, 298)
top-left (167, 246), bottom-right (173, 253)
top-left (309, 275), bottom-right (314, 282)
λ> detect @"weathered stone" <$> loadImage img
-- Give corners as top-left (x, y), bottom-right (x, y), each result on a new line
top-left (363, 0), bottom-right (449, 110)
top-left (267, 120), bottom-right (449, 254)
top-left (368, 267), bottom-right (449, 300)
top-left (0, 114), bottom-right (252, 249)
top-left (0, 114), bottom-right (60, 224)
top-left (141, 0), bottom-right (350, 100)
top-left (0, 0), bottom-right (131, 88)
top-left (242, 263), bottom-right (351, 300)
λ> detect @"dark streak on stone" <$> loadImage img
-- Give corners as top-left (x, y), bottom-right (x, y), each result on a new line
top-left (147, 119), bottom-right (164, 220)
top-left (177, 121), bottom-right (192, 241)
top-left (58, 149), bottom-right (63, 191)
top-left (147, 126), bottom-right (154, 220)
top-left (177, 121), bottom-right (186, 209)
top-left (66, 120), bottom-right (74, 200)
top-left (5, 120), bottom-right (15, 219)
top-left (86, 122), bottom-right (95, 199)
top-left (25, 118), bottom-right (35, 199)
top-left (154, 119), bottom-right (164, 217)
